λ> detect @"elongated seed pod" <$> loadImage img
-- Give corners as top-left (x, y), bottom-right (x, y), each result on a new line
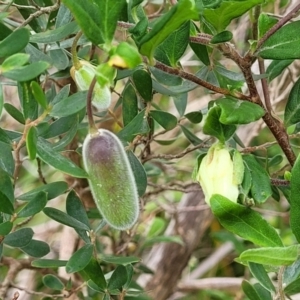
top-left (82, 129), bottom-right (139, 230)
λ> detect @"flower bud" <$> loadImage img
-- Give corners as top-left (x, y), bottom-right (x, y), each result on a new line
top-left (70, 63), bottom-right (111, 110)
top-left (196, 143), bottom-right (242, 205)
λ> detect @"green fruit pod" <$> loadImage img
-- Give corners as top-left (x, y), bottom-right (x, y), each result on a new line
top-left (82, 129), bottom-right (139, 230)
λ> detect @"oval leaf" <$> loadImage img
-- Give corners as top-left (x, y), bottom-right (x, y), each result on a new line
top-left (43, 274), bottom-right (65, 290)
top-left (21, 239), bottom-right (50, 257)
top-left (31, 259), bottom-right (68, 268)
top-left (150, 110), bottom-right (177, 131)
top-left (132, 69), bottom-right (153, 102)
top-left (83, 257), bottom-right (107, 290)
top-left (26, 126), bottom-right (38, 160)
top-left (0, 221), bottom-right (13, 235)
top-left (17, 191), bottom-right (47, 218)
top-left (107, 265), bottom-right (128, 291)
top-left (3, 228), bottom-right (34, 248)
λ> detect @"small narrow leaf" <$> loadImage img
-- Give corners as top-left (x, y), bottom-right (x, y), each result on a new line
top-left (83, 257), bottom-right (107, 290)
top-left (66, 244), bottom-right (94, 273)
top-left (122, 82), bottom-right (138, 127)
top-left (0, 221), bottom-right (13, 235)
top-left (180, 124), bottom-right (202, 146)
top-left (31, 259), bottom-right (68, 268)
top-left (284, 77), bottom-right (300, 127)
top-left (107, 265), bottom-right (128, 291)
top-left (26, 126), bottom-right (38, 160)
top-left (3, 228), bottom-right (34, 248)
top-left (210, 30), bottom-right (233, 44)
top-left (0, 191), bottom-right (14, 214)
top-left (4, 103), bottom-right (25, 124)
top-left (17, 191), bottom-right (47, 218)
top-left (1, 53), bottom-right (30, 72)
top-left (184, 111), bottom-right (203, 124)
top-left (132, 69), bottom-right (153, 102)
top-left (210, 195), bottom-right (283, 247)
top-left (21, 239), bottom-right (50, 257)
top-left (150, 110), bottom-right (177, 131)
top-left (30, 81), bottom-right (48, 109)
top-left (43, 274), bottom-right (65, 290)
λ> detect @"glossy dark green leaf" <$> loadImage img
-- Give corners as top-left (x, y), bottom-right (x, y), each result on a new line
top-left (29, 21), bottom-right (79, 43)
top-left (210, 195), bottom-right (283, 247)
top-left (0, 221), bottom-right (13, 235)
top-left (37, 138), bottom-right (88, 178)
top-left (172, 93), bottom-right (187, 116)
top-left (203, 0), bottom-right (264, 32)
top-left (154, 21), bottom-right (190, 67)
top-left (210, 30), bottom-right (233, 44)
top-left (49, 49), bottom-right (69, 70)
top-left (17, 181), bottom-right (68, 201)
top-left (3, 61), bottom-right (49, 82)
top-left (123, 264), bottom-right (134, 290)
top-left (83, 257), bottom-right (107, 290)
top-left (203, 106), bottom-right (236, 142)
top-left (216, 98), bottom-right (265, 125)
top-left (0, 168), bottom-right (14, 201)
top-left (118, 109), bottom-right (150, 142)
top-left (1, 53), bottom-right (30, 72)
top-left (139, 0), bottom-right (198, 60)
top-left (243, 155), bottom-right (272, 203)
top-left (290, 155), bottom-right (300, 242)
top-left (100, 255), bottom-right (140, 265)
top-left (242, 280), bottom-right (262, 300)
top-left (17, 191), bottom-right (47, 218)
top-left (284, 77), bottom-right (300, 127)
top-left (43, 274), bottom-right (65, 290)
top-left (180, 124), bottom-right (202, 146)
top-left (0, 143), bottom-right (13, 179)
top-left (43, 207), bottom-right (90, 231)
top-left (257, 20), bottom-right (300, 59)
top-left (284, 278), bottom-right (300, 295)
top-left (132, 69), bottom-right (152, 102)
top-left (66, 243), bottom-right (94, 273)
top-left (31, 259), bottom-right (68, 268)
top-left (0, 28), bottom-right (30, 58)
top-left (30, 81), bottom-right (48, 109)
top-left (21, 239), bottom-right (50, 258)
top-left (267, 59), bottom-right (293, 82)
top-left (248, 262), bottom-right (276, 292)
top-left (240, 246), bottom-right (298, 266)
top-left (19, 81), bottom-right (38, 121)
top-left (184, 111), bottom-right (203, 123)
top-left (127, 150), bottom-right (147, 197)
top-left (4, 103), bottom-right (25, 124)
top-left (3, 228), bottom-right (34, 248)
top-left (50, 91), bottom-right (87, 117)
top-left (122, 82), bottom-right (138, 127)
top-left (0, 191), bottom-right (14, 214)
top-left (150, 110), bottom-right (177, 131)
top-left (26, 126), bottom-right (38, 160)
top-left (108, 265), bottom-right (128, 291)
top-left (66, 190), bottom-right (90, 228)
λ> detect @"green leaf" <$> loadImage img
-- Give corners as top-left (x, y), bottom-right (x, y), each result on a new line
top-left (100, 255), bottom-right (140, 265)
top-left (139, 0), bottom-right (198, 60)
top-left (21, 239), bottom-right (50, 258)
top-left (0, 143), bottom-right (14, 178)
top-left (258, 13), bottom-right (278, 39)
top-left (0, 221), bottom-right (13, 235)
top-left (284, 277), bottom-right (300, 295)
top-left (243, 155), bottom-right (272, 203)
top-left (66, 243), bottom-right (94, 273)
top-left (17, 191), bottom-right (47, 218)
top-left (210, 30), bottom-right (233, 44)
top-left (239, 246), bottom-right (298, 266)
top-left (0, 191), bottom-right (14, 214)
top-left (290, 155), bottom-right (300, 243)
top-left (66, 190), bottom-right (90, 228)
top-left (49, 49), bottom-right (69, 70)
top-left (118, 109), bottom-right (150, 142)
top-left (97, 0), bottom-right (127, 46)
top-left (242, 281), bottom-right (268, 300)
top-left (43, 274), bottom-right (65, 290)
top-left (31, 259), bottom-right (68, 268)
top-left (257, 20), bottom-right (300, 59)
top-left (30, 81), bottom-right (48, 109)
top-left (0, 168), bottom-right (14, 202)
top-left (216, 98), bottom-right (265, 125)
top-left (154, 21), bottom-right (190, 67)
top-left (184, 111), bottom-right (203, 123)
top-left (127, 151), bottom-right (147, 197)
top-left (150, 110), bottom-right (177, 131)
top-left (0, 53), bottom-right (30, 72)
top-left (19, 81), bottom-right (38, 121)
top-left (60, 1), bottom-right (103, 45)
top-left (3, 62), bottom-right (49, 82)
top-left (83, 257), bottom-right (107, 290)
top-left (3, 228), bottom-right (34, 248)
top-left (0, 28), bottom-right (30, 58)
top-left (132, 69), bottom-right (153, 102)
top-left (248, 263), bottom-right (275, 292)
top-left (210, 194), bottom-right (283, 247)
top-left (4, 103), bottom-right (25, 124)
top-left (37, 138), bottom-right (88, 178)
top-left (108, 265), bottom-right (128, 291)
top-left (180, 124), bottom-right (202, 146)
top-left (29, 21), bottom-right (79, 43)
top-left (50, 91), bottom-right (87, 117)
top-left (43, 207), bottom-right (90, 231)
top-left (203, 0), bottom-right (264, 32)
top-left (26, 126), bottom-right (38, 160)
top-left (203, 106), bottom-right (236, 142)
top-left (267, 59), bottom-right (293, 82)
top-left (284, 77), bottom-right (300, 127)
top-left (143, 235), bottom-right (184, 249)
top-left (17, 181), bottom-right (68, 201)
top-left (122, 82), bottom-right (138, 127)
top-left (173, 93), bottom-right (187, 116)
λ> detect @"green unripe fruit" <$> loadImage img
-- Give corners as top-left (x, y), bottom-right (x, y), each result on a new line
top-left (82, 129), bottom-right (139, 230)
